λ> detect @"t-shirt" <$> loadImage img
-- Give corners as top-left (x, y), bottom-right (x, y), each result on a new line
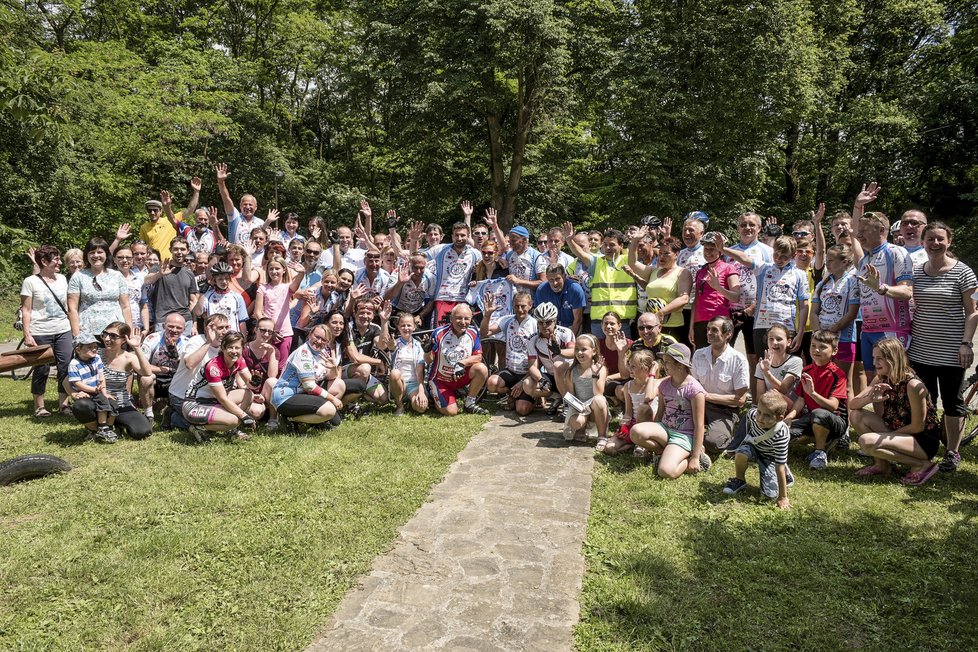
top-left (743, 409), bottom-right (790, 465)
top-left (391, 337), bottom-right (425, 384)
top-left (752, 262), bottom-right (810, 331)
top-left (318, 247), bottom-right (365, 273)
top-left (909, 260), bottom-right (978, 367)
top-left (169, 335), bottom-right (219, 399)
top-left (68, 355), bottom-right (103, 389)
top-left (659, 376), bottom-right (706, 436)
top-left (645, 266), bottom-right (685, 328)
top-left (392, 271), bottom-right (436, 314)
top-left (856, 242), bottom-right (913, 334)
top-left (503, 246), bottom-right (546, 281)
top-left (798, 362), bottom-right (848, 418)
top-left (728, 240), bottom-right (773, 309)
top-left (139, 219), bottom-right (177, 262)
top-left (905, 245), bottom-right (928, 267)
top-left (121, 272), bottom-right (145, 330)
top-left (429, 324), bottom-right (482, 381)
top-left (228, 208), bottom-right (265, 246)
top-left (257, 282), bottom-right (295, 337)
top-left (67, 268), bottom-right (128, 336)
top-left (201, 288), bottom-right (249, 332)
top-left (527, 326), bottom-right (575, 375)
top-left (693, 260), bottom-right (739, 322)
top-left (271, 344), bottom-right (319, 408)
top-left (753, 354), bottom-right (803, 396)
top-left (466, 278), bottom-right (514, 338)
top-left (535, 279), bottom-right (586, 329)
top-left (812, 270), bottom-right (859, 343)
top-left (153, 266), bottom-right (197, 322)
top-left (20, 274), bottom-right (70, 336)
top-left (186, 355), bottom-right (246, 402)
top-left (427, 244), bottom-right (482, 302)
top-left (174, 220), bottom-right (216, 254)
top-left (599, 336), bottom-right (631, 376)
top-left (677, 244), bottom-right (706, 307)
top-left (495, 315), bottom-right (538, 374)
top-left (353, 268), bottom-right (395, 297)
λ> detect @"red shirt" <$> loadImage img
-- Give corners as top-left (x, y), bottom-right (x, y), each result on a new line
top-left (799, 361), bottom-right (848, 416)
top-left (600, 336), bottom-right (632, 375)
top-left (693, 260), bottom-right (739, 322)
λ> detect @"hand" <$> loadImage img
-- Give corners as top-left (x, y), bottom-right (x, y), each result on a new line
top-left (24, 334), bottom-right (37, 348)
top-left (766, 215), bottom-right (778, 226)
top-left (160, 190), bottom-right (172, 207)
top-left (855, 182), bottom-right (881, 207)
top-left (560, 220), bottom-right (575, 239)
top-left (548, 340), bottom-right (561, 356)
top-left (386, 209), bottom-right (399, 229)
top-left (483, 208), bottom-right (497, 228)
top-left (354, 222), bottom-right (370, 244)
top-left (416, 393), bottom-right (429, 410)
top-left (591, 355), bottom-right (604, 375)
top-left (688, 327), bottom-right (695, 348)
top-left (460, 200), bottom-right (473, 220)
top-left (622, 264), bottom-right (634, 276)
top-left (160, 259), bottom-right (173, 276)
top-left (812, 202), bottom-right (826, 224)
top-left (252, 394), bottom-right (265, 405)
top-left (483, 292), bottom-right (497, 314)
top-left (266, 208), bottom-right (280, 224)
top-left (190, 176), bottom-right (202, 192)
top-left (127, 333), bottom-right (142, 349)
top-left (72, 391), bottom-right (87, 401)
top-left (358, 198), bottom-right (372, 220)
top-left (857, 263), bottom-right (881, 291)
top-left (260, 342), bottom-right (276, 357)
top-left (116, 223), bottom-right (132, 241)
top-left (26, 247), bottom-right (36, 265)
top-left (776, 496), bottom-right (791, 510)
top-left (661, 216), bottom-right (672, 237)
top-left (350, 284), bottom-right (367, 300)
top-left (287, 261), bottom-right (304, 274)
top-left (452, 362), bottom-right (466, 378)
top-left (758, 350), bottom-right (772, 373)
top-left (612, 330), bottom-right (629, 352)
top-left (398, 265), bottom-right (411, 284)
top-left (215, 162), bottom-right (229, 182)
top-left (800, 372), bottom-right (814, 395)
top-left (790, 332), bottom-right (803, 353)
top-left (706, 265), bottom-right (722, 291)
top-left (510, 383), bottom-right (524, 399)
top-left (505, 274), bottom-right (519, 285)
top-left (960, 344), bottom-right (974, 369)
top-left (207, 206), bottom-right (220, 226)
top-left (711, 232), bottom-right (726, 250)
top-left (632, 225), bottom-right (649, 242)
top-left (379, 300), bottom-right (393, 322)
top-left (870, 382), bottom-right (894, 402)
top-left (686, 451), bottom-right (702, 474)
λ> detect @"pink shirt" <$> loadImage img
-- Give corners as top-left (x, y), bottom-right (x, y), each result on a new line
top-left (258, 282), bottom-right (294, 337)
top-left (693, 260), bottom-right (739, 322)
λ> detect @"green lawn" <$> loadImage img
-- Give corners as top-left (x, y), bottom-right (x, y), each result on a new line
top-left (0, 378), bottom-right (485, 651)
top-left (0, 290), bottom-right (21, 345)
top-left (577, 441), bottom-right (978, 651)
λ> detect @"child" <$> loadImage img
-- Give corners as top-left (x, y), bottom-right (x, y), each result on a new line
top-left (602, 349), bottom-right (658, 455)
top-left (787, 329), bottom-right (850, 469)
top-left (381, 312), bottom-right (429, 416)
top-left (723, 390), bottom-right (794, 509)
top-left (811, 244), bottom-right (859, 382)
top-left (67, 333), bottom-right (116, 443)
top-left (754, 324), bottom-right (802, 402)
top-left (562, 334), bottom-right (609, 443)
top-left (254, 255), bottom-right (305, 364)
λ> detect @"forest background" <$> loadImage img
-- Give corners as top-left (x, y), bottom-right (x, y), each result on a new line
top-left (1, 0), bottom-right (976, 284)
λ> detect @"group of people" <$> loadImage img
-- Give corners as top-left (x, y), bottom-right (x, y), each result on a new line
top-left (18, 168), bottom-right (976, 505)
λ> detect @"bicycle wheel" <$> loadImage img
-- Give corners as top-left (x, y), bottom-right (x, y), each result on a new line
top-left (8, 339), bottom-right (30, 381)
top-left (961, 371), bottom-right (978, 447)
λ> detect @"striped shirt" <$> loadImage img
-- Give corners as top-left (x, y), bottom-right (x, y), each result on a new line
top-left (743, 409), bottom-right (789, 464)
top-left (909, 260), bottom-right (978, 367)
top-left (68, 355), bottom-right (104, 390)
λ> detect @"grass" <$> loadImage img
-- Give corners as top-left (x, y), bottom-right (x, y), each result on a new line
top-left (0, 289), bottom-right (22, 345)
top-left (0, 378), bottom-right (486, 651)
top-left (576, 438), bottom-right (978, 651)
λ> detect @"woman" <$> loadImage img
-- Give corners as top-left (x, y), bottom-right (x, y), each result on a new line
top-left (473, 240), bottom-right (506, 281)
top-left (689, 233), bottom-right (740, 349)
top-left (271, 323), bottom-right (345, 428)
top-left (20, 245), bottom-right (74, 416)
top-left (183, 331), bottom-right (264, 442)
top-left (113, 247), bottom-right (145, 339)
top-left (62, 248), bottom-right (85, 277)
top-left (71, 322), bottom-right (153, 439)
top-left (227, 243), bottom-right (259, 314)
top-left (298, 270), bottom-right (340, 330)
top-left (908, 222), bottom-right (978, 472)
top-left (850, 337), bottom-right (941, 485)
top-left (627, 231), bottom-right (692, 342)
top-left (243, 317), bottom-right (281, 428)
top-left (67, 237), bottom-right (132, 337)
top-left (597, 311), bottom-right (631, 403)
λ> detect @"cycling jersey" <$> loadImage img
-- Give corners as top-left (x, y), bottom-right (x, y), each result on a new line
top-left (857, 242), bottom-right (913, 334)
top-left (391, 336), bottom-right (425, 384)
top-left (428, 324), bottom-right (482, 382)
top-left (272, 344), bottom-right (319, 408)
top-left (527, 326), bottom-right (575, 374)
top-left (495, 315), bottom-right (538, 374)
top-left (426, 244), bottom-right (482, 302)
top-left (728, 239), bottom-right (773, 309)
top-left (185, 355), bottom-right (245, 402)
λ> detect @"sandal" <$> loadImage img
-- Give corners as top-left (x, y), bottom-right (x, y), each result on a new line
top-left (595, 437), bottom-right (609, 452)
top-left (901, 463), bottom-right (940, 486)
top-left (34, 407), bottom-right (52, 418)
top-left (856, 464), bottom-right (889, 477)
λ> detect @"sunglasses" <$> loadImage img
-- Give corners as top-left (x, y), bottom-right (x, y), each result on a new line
top-left (306, 250), bottom-right (322, 255)
top-left (258, 328), bottom-right (274, 335)
top-left (902, 220), bottom-right (924, 227)
top-left (792, 231), bottom-right (811, 238)
top-left (637, 324), bottom-right (658, 331)
top-left (481, 250), bottom-right (496, 255)
top-left (101, 332), bottom-right (122, 340)
top-left (92, 276), bottom-right (103, 292)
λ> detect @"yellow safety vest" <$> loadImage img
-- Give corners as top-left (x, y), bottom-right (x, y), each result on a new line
top-left (590, 254), bottom-right (637, 320)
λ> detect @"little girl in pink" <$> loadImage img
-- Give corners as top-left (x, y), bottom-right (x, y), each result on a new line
top-left (254, 255), bottom-right (306, 363)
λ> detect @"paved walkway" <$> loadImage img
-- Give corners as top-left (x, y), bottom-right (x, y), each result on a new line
top-left (306, 414), bottom-right (595, 651)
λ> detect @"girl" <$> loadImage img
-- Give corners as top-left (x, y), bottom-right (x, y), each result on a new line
top-left (244, 317), bottom-right (281, 429)
top-left (629, 343), bottom-right (708, 478)
top-left (598, 311), bottom-right (631, 405)
top-left (561, 334), bottom-right (609, 443)
top-left (754, 324), bottom-right (803, 403)
top-left (812, 244), bottom-right (859, 382)
top-left (380, 312), bottom-right (429, 415)
top-left (850, 337), bottom-right (941, 485)
top-left (271, 324), bottom-right (344, 430)
top-left (603, 349), bottom-right (658, 455)
top-left (226, 243), bottom-right (259, 315)
top-left (183, 332), bottom-right (264, 443)
top-left (254, 255), bottom-right (305, 364)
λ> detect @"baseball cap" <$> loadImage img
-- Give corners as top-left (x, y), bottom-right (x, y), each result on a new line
top-left (510, 226), bottom-right (530, 239)
top-left (73, 332), bottom-right (98, 347)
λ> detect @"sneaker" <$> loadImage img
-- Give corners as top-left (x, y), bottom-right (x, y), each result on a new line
top-left (698, 451), bottom-right (712, 472)
top-left (835, 432), bottom-right (851, 451)
top-left (346, 403), bottom-right (364, 419)
top-left (809, 449), bottom-right (828, 470)
top-left (159, 406), bottom-right (172, 429)
top-left (229, 429), bottom-right (251, 442)
top-left (723, 478), bottom-right (748, 495)
top-left (595, 437), bottom-right (609, 453)
top-left (632, 446), bottom-right (648, 459)
top-left (546, 398), bottom-right (562, 415)
top-left (394, 406), bottom-right (405, 417)
top-left (266, 419), bottom-right (279, 432)
top-left (189, 425), bottom-right (210, 444)
top-left (90, 425), bottom-right (118, 444)
top-left (463, 401), bottom-right (489, 416)
top-left (901, 463), bottom-right (940, 486)
top-left (144, 407), bottom-right (154, 420)
top-left (938, 450), bottom-right (961, 473)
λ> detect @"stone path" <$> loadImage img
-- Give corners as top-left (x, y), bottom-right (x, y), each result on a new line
top-left (306, 414), bottom-right (595, 651)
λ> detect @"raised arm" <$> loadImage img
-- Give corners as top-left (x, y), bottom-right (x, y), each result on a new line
top-left (161, 190), bottom-right (179, 230)
top-left (813, 202), bottom-right (826, 271)
top-left (486, 208), bottom-right (508, 252)
top-left (627, 226), bottom-right (654, 281)
top-left (215, 163), bottom-right (235, 216)
top-left (185, 176), bottom-right (201, 215)
top-left (359, 199), bottom-right (373, 242)
top-left (110, 223), bottom-right (132, 256)
top-left (562, 221), bottom-right (594, 267)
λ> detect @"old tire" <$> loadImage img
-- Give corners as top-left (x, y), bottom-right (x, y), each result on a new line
top-left (0, 454), bottom-right (72, 486)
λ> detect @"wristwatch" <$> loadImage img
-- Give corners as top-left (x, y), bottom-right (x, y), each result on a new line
top-left (961, 342), bottom-right (973, 348)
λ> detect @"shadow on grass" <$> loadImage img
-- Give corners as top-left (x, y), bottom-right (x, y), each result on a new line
top-left (581, 506), bottom-right (978, 651)
top-left (42, 427), bottom-right (86, 448)
top-left (0, 399), bottom-right (42, 419)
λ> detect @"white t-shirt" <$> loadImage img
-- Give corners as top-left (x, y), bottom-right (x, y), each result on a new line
top-left (496, 315), bottom-right (538, 374)
top-left (426, 244), bottom-right (482, 302)
top-left (169, 335), bottom-right (219, 399)
top-left (20, 274), bottom-right (70, 336)
top-left (318, 247), bottom-right (365, 273)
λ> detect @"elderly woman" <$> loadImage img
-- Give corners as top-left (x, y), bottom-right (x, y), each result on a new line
top-left (850, 337), bottom-right (941, 486)
top-left (20, 245), bottom-right (74, 416)
top-left (67, 237), bottom-right (132, 337)
top-left (907, 222), bottom-right (978, 473)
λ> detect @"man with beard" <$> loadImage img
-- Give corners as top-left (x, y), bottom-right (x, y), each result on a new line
top-left (143, 237), bottom-right (200, 336)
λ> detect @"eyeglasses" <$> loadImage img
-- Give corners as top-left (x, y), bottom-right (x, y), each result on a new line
top-left (637, 324), bottom-right (658, 331)
top-left (101, 332), bottom-right (122, 340)
top-left (481, 250), bottom-right (496, 255)
top-left (473, 231), bottom-right (488, 237)
top-left (115, 255), bottom-right (133, 260)
top-left (902, 220), bottom-right (924, 227)
top-left (306, 250), bottom-right (322, 255)
top-left (258, 328), bottom-right (274, 335)
top-left (792, 231), bottom-right (811, 238)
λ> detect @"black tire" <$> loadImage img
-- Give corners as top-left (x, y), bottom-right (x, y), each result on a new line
top-left (0, 454), bottom-right (72, 486)
top-left (9, 338), bottom-right (29, 381)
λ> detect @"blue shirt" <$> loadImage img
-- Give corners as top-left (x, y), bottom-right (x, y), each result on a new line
top-left (535, 279), bottom-right (586, 329)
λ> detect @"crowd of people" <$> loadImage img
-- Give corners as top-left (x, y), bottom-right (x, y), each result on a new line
top-left (18, 167), bottom-right (977, 507)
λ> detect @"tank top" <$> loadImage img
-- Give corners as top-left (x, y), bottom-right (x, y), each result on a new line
top-left (571, 365), bottom-right (596, 402)
top-left (103, 366), bottom-right (133, 409)
top-left (646, 266), bottom-right (683, 328)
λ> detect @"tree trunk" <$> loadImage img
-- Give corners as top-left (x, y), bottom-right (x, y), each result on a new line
top-left (783, 124), bottom-right (802, 204)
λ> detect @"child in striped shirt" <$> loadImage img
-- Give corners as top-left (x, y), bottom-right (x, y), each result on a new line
top-left (723, 390), bottom-right (793, 509)
top-left (67, 333), bottom-right (116, 443)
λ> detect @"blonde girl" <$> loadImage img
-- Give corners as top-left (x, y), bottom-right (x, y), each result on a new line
top-left (562, 334), bottom-right (609, 443)
top-left (254, 255), bottom-right (305, 364)
top-left (754, 324), bottom-right (802, 402)
top-left (602, 349), bottom-right (658, 455)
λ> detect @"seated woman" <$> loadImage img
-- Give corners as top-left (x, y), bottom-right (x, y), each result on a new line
top-left (69, 321), bottom-right (154, 441)
top-left (596, 311), bottom-right (631, 405)
top-left (183, 332), bottom-right (265, 443)
top-left (243, 317), bottom-right (281, 429)
top-left (850, 337), bottom-right (941, 485)
top-left (271, 324), bottom-right (345, 430)
top-left (629, 343), bottom-right (710, 478)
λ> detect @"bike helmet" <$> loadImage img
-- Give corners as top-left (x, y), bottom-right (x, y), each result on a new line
top-left (533, 302), bottom-right (559, 322)
top-left (210, 261), bottom-right (234, 275)
top-left (647, 297), bottom-right (667, 313)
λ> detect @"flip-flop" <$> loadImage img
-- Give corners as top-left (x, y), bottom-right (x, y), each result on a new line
top-left (902, 463), bottom-right (940, 486)
top-left (856, 464), bottom-right (889, 477)
top-left (34, 407), bottom-right (52, 418)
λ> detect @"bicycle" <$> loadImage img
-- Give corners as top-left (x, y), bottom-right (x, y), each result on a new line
top-left (962, 370), bottom-right (978, 446)
top-left (8, 338), bottom-right (31, 381)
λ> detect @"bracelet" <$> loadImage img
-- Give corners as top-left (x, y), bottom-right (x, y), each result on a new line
top-left (961, 342), bottom-right (973, 348)
top-left (876, 284), bottom-right (888, 296)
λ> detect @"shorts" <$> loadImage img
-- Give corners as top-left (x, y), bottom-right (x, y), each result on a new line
top-left (834, 342), bottom-right (856, 364)
top-left (861, 330), bottom-right (910, 372)
top-left (405, 381), bottom-right (421, 397)
top-left (428, 372), bottom-right (472, 408)
top-left (911, 360), bottom-right (966, 417)
top-left (913, 428), bottom-right (942, 460)
top-left (664, 427), bottom-right (693, 452)
top-left (154, 375), bottom-right (173, 397)
top-left (276, 393), bottom-right (329, 418)
top-left (752, 328), bottom-right (770, 358)
top-left (604, 379), bottom-right (624, 399)
top-left (495, 369), bottom-right (527, 390)
top-left (182, 399), bottom-right (221, 425)
top-left (736, 443), bottom-right (792, 499)
top-left (789, 409), bottom-right (848, 442)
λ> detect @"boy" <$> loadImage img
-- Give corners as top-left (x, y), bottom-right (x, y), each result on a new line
top-left (786, 330), bottom-right (849, 469)
top-left (67, 333), bottom-right (117, 443)
top-left (724, 390), bottom-right (793, 509)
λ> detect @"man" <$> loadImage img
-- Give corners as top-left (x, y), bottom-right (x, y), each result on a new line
top-left (690, 316), bottom-right (750, 453)
top-left (130, 240), bottom-right (150, 277)
top-left (535, 264), bottom-right (586, 335)
top-left (319, 226), bottom-right (366, 272)
top-left (167, 314), bottom-right (231, 430)
top-left (390, 254), bottom-right (436, 323)
top-left (563, 222), bottom-right (637, 337)
top-left (493, 219), bottom-right (545, 290)
top-left (143, 238), bottom-right (200, 335)
top-left (341, 298), bottom-right (390, 407)
top-left (899, 209), bottom-right (928, 266)
top-left (482, 291), bottom-right (538, 416)
top-left (544, 226), bottom-right (575, 269)
top-left (353, 249), bottom-right (398, 301)
top-left (613, 311), bottom-right (676, 402)
top-left (425, 222), bottom-right (482, 326)
top-left (727, 212), bottom-right (773, 379)
top-left (854, 210), bottom-right (913, 382)
top-left (587, 230), bottom-right (602, 253)
top-left (163, 188), bottom-right (215, 255)
top-left (567, 231), bottom-right (593, 324)
top-left (138, 190), bottom-right (185, 262)
top-left (523, 302), bottom-right (576, 412)
top-left (140, 313), bottom-right (190, 423)
top-left (459, 200), bottom-right (490, 251)
top-left (216, 162), bottom-right (264, 246)
top-left (676, 216), bottom-right (706, 348)
top-left (196, 261), bottom-right (248, 333)
top-left (425, 303), bottom-right (489, 416)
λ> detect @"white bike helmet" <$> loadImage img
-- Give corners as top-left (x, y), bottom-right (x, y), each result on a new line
top-left (533, 302), bottom-right (559, 322)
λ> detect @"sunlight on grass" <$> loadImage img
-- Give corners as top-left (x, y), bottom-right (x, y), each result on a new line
top-left (0, 379), bottom-right (486, 650)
